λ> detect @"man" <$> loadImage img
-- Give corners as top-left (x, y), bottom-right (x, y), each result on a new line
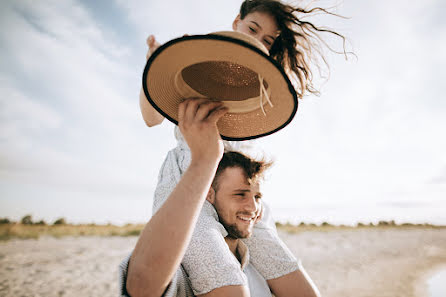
top-left (120, 98), bottom-right (320, 297)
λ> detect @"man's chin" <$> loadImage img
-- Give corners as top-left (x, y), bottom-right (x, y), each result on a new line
top-left (235, 226), bottom-right (254, 239)
top-left (226, 225), bottom-right (253, 239)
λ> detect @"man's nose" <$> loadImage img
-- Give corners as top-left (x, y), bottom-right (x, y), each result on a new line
top-left (244, 196), bottom-right (258, 213)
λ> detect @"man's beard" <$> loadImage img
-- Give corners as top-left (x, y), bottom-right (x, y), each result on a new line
top-left (212, 197), bottom-right (254, 239)
top-left (218, 214), bottom-right (252, 239)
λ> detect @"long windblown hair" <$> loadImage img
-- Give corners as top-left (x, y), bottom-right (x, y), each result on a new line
top-left (239, 0), bottom-right (350, 98)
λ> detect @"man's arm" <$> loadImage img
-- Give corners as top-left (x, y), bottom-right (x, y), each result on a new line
top-left (267, 267), bottom-right (321, 297)
top-left (126, 99), bottom-right (228, 297)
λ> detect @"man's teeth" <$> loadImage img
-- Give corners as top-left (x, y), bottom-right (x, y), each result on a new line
top-left (238, 216), bottom-right (252, 221)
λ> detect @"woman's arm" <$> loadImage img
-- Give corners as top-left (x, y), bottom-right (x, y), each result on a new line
top-left (140, 35), bottom-right (165, 127)
top-left (140, 88), bottom-right (164, 127)
top-left (126, 99), bottom-right (228, 297)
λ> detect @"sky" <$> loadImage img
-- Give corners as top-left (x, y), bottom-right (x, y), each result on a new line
top-left (1, 0), bottom-right (445, 225)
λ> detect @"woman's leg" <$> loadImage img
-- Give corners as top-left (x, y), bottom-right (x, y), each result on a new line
top-left (242, 202), bottom-right (300, 279)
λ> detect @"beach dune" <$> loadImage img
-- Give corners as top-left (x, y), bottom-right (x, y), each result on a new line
top-left (0, 227), bottom-right (445, 297)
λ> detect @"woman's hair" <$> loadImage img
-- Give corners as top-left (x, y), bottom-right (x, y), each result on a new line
top-left (239, 0), bottom-right (349, 98)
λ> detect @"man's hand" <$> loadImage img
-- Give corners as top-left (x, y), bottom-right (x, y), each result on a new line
top-left (128, 98), bottom-right (227, 297)
top-left (178, 98), bottom-right (228, 165)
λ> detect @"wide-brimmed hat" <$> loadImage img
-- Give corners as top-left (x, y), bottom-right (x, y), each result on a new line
top-left (143, 31), bottom-right (298, 141)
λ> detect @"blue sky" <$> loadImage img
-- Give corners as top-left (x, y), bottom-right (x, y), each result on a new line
top-left (1, 0), bottom-right (445, 225)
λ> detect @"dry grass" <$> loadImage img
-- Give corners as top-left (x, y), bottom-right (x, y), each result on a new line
top-left (1, 221), bottom-right (444, 241)
top-left (275, 222), bottom-right (446, 234)
top-left (0, 223), bottom-right (145, 241)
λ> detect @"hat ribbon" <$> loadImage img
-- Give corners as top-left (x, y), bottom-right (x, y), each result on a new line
top-left (174, 70), bottom-right (273, 115)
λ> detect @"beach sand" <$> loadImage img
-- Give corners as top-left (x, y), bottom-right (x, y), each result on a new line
top-left (0, 228), bottom-right (445, 297)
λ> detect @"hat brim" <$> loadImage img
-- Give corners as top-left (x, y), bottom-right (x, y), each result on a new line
top-left (142, 33), bottom-right (298, 141)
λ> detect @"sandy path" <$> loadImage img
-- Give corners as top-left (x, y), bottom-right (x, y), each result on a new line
top-left (280, 228), bottom-right (446, 297)
top-left (0, 228), bottom-right (445, 297)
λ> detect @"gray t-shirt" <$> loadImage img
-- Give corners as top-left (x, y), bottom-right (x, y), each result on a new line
top-left (119, 241), bottom-right (273, 297)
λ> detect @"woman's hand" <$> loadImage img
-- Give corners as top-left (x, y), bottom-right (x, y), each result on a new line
top-left (254, 202), bottom-right (264, 224)
top-left (146, 35), bottom-right (161, 60)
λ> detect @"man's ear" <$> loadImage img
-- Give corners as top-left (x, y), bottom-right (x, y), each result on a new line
top-left (206, 187), bottom-right (216, 204)
top-left (232, 14), bottom-right (241, 31)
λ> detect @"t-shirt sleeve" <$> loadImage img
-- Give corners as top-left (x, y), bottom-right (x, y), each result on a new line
top-left (118, 253), bottom-right (189, 297)
top-left (118, 253), bottom-right (132, 297)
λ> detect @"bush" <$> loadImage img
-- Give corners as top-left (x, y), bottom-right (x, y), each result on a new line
top-left (0, 218), bottom-right (11, 224)
top-left (53, 218), bottom-right (67, 225)
top-left (35, 220), bottom-right (47, 225)
top-left (21, 215), bottom-right (33, 225)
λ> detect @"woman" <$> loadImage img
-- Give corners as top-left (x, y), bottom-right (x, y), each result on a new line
top-left (137, 1), bottom-right (346, 296)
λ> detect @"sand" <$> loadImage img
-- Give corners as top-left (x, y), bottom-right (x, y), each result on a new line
top-left (0, 228), bottom-right (445, 297)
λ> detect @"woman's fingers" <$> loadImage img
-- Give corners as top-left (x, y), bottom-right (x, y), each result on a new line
top-left (255, 203), bottom-right (264, 224)
top-left (146, 35), bottom-right (161, 60)
top-left (146, 35), bottom-right (154, 47)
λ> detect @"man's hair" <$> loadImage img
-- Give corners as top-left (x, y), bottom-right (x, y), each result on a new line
top-left (212, 151), bottom-right (272, 191)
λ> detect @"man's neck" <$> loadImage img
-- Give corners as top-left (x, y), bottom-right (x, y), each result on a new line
top-left (224, 236), bottom-right (240, 261)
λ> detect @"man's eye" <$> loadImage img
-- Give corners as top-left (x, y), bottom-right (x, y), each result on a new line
top-left (255, 195), bottom-right (262, 200)
top-left (249, 27), bottom-right (256, 33)
top-left (264, 39), bottom-right (272, 46)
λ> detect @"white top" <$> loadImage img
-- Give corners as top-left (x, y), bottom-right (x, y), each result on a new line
top-left (174, 126), bottom-right (257, 155)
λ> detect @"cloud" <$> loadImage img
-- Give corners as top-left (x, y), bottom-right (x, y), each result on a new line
top-left (0, 0), bottom-right (169, 202)
top-left (1, 0), bottom-right (445, 223)
top-left (429, 166), bottom-right (446, 184)
top-left (114, 0), bottom-right (242, 41)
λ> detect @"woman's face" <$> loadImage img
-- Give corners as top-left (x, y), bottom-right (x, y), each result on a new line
top-left (232, 11), bottom-right (280, 51)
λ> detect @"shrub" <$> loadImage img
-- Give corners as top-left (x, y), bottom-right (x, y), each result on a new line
top-left (0, 218), bottom-right (11, 224)
top-left (21, 215), bottom-right (33, 225)
top-left (53, 218), bottom-right (67, 225)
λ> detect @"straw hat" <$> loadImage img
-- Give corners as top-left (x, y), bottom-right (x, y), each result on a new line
top-left (143, 31), bottom-right (298, 141)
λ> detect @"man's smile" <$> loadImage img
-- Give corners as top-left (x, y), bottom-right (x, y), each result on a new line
top-left (236, 214), bottom-right (256, 225)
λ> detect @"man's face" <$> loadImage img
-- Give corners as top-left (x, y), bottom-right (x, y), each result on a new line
top-left (211, 166), bottom-right (262, 239)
